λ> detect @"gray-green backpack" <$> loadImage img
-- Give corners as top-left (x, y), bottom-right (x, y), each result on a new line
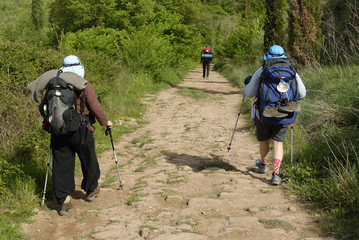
top-left (41, 71), bottom-right (84, 135)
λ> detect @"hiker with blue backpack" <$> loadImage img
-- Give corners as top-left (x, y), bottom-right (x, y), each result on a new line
top-left (244, 45), bottom-right (306, 185)
top-left (201, 44), bottom-right (213, 79)
top-left (28, 55), bottom-right (113, 215)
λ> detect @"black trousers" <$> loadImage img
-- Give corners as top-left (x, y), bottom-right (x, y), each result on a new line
top-left (51, 126), bottom-right (100, 204)
top-left (202, 61), bottom-right (210, 78)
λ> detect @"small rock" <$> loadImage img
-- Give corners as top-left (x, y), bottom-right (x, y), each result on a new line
top-left (287, 206), bottom-right (297, 212)
top-left (266, 228), bottom-right (285, 234)
top-left (246, 207), bottom-right (260, 213)
top-left (139, 228), bottom-right (150, 238)
top-left (165, 195), bottom-right (186, 205)
top-left (266, 209), bottom-right (283, 217)
top-left (183, 166), bottom-right (192, 171)
top-left (176, 224), bottom-right (192, 231)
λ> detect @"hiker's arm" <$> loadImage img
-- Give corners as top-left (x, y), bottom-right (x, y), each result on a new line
top-left (85, 82), bottom-right (109, 127)
top-left (244, 67), bottom-right (262, 98)
top-left (295, 73), bottom-right (306, 99)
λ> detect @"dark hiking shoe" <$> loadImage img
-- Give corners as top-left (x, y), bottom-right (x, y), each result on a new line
top-left (85, 187), bottom-right (100, 202)
top-left (279, 102), bottom-right (301, 113)
top-left (271, 173), bottom-right (281, 185)
top-left (59, 202), bottom-right (73, 216)
top-left (262, 107), bottom-right (288, 118)
top-left (255, 158), bottom-right (267, 173)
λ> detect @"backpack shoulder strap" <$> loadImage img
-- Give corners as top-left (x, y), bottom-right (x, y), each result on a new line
top-left (80, 88), bottom-right (86, 115)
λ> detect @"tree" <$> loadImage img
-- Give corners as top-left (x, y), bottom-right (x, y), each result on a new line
top-left (263, 0), bottom-right (286, 52)
top-left (287, 0), bottom-right (322, 65)
top-left (31, 0), bottom-right (44, 30)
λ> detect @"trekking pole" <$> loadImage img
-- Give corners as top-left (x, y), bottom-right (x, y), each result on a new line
top-left (227, 95), bottom-right (246, 152)
top-left (41, 145), bottom-right (51, 206)
top-left (291, 123), bottom-right (294, 164)
top-left (106, 128), bottom-right (124, 189)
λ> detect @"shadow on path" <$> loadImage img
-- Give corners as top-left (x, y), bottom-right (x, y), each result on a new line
top-left (164, 152), bottom-right (239, 172)
top-left (174, 85), bottom-right (241, 96)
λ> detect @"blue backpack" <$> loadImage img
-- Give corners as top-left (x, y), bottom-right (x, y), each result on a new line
top-left (257, 58), bottom-right (300, 125)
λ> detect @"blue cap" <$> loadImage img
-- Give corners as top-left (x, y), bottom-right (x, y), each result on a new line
top-left (264, 45), bottom-right (287, 60)
top-left (60, 55), bottom-right (85, 78)
top-left (205, 44), bottom-right (209, 47)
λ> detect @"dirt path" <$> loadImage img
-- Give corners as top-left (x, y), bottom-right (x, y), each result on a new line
top-left (23, 67), bottom-right (330, 240)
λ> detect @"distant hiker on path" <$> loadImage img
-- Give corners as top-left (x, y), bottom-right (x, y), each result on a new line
top-left (28, 55), bottom-right (113, 215)
top-left (201, 44), bottom-right (213, 79)
top-left (244, 45), bottom-right (306, 185)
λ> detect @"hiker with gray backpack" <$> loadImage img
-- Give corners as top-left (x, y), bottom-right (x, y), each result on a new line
top-left (27, 55), bottom-right (113, 215)
top-left (243, 45), bottom-right (306, 185)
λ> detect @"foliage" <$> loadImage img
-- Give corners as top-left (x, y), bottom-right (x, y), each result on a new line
top-left (287, 0), bottom-right (322, 65)
top-left (60, 27), bottom-right (125, 57)
top-left (215, 15), bottom-right (264, 66)
top-left (321, 0), bottom-right (359, 65)
top-left (119, 26), bottom-right (176, 81)
top-left (263, 0), bottom-right (286, 52)
top-left (31, 0), bottom-right (44, 30)
top-left (49, 0), bottom-right (120, 33)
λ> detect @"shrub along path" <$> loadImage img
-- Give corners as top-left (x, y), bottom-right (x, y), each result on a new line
top-left (23, 67), bottom-right (332, 240)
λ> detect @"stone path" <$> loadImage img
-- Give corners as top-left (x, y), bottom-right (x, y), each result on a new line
top-left (23, 67), bottom-right (333, 240)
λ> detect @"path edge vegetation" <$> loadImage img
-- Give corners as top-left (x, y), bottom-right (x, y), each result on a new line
top-left (0, 0), bottom-right (358, 239)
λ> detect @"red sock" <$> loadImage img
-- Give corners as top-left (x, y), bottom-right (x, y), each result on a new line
top-left (273, 158), bottom-right (282, 174)
top-left (261, 158), bottom-right (267, 165)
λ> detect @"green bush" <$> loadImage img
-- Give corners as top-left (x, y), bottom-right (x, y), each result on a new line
top-left (119, 26), bottom-right (176, 81)
top-left (216, 16), bottom-right (264, 65)
top-left (60, 27), bottom-right (126, 57)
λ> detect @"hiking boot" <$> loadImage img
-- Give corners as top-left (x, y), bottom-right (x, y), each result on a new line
top-left (59, 196), bottom-right (73, 216)
top-left (262, 107), bottom-right (288, 118)
top-left (271, 173), bottom-right (281, 185)
top-left (85, 187), bottom-right (100, 202)
top-left (279, 102), bottom-right (301, 113)
top-left (255, 158), bottom-right (267, 173)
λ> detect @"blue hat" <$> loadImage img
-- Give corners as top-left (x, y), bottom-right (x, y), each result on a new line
top-left (264, 45), bottom-right (287, 60)
top-left (60, 55), bottom-right (85, 78)
top-left (205, 44), bottom-right (209, 47)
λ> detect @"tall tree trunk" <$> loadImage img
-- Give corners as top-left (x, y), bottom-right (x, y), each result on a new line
top-left (288, 0), bottom-right (322, 65)
top-left (263, 0), bottom-right (286, 52)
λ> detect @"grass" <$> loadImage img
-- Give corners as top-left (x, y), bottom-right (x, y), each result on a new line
top-left (134, 154), bottom-right (161, 172)
top-left (166, 172), bottom-right (187, 184)
top-left (131, 134), bottom-right (154, 148)
top-left (100, 173), bottom-right (118, 188)
top-left (259, 218), bottom-right (296, 231)
top-left (126, 193), bottom-right (144, 206)
top-left (176, 88), bottom-right (208, 99)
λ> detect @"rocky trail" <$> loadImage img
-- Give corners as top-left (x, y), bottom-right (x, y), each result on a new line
top-left (23, 67), bottom-right (332, 240)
